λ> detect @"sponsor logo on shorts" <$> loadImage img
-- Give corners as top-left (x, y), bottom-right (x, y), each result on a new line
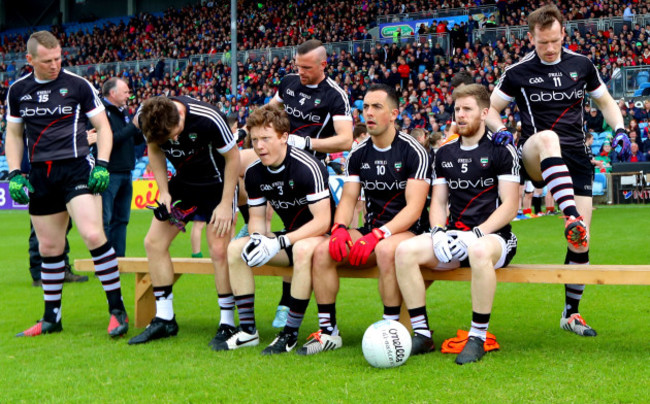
top-left (75, 184), bottom-right (89, 191)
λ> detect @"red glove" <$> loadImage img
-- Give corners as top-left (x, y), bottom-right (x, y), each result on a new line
top-left (349, 228), bottom-right (386, 266)
top-left (329, 223), bottom-right (353, 262)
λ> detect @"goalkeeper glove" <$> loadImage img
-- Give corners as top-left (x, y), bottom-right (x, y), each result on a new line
top-left (88, 160), bottom-right (110, 194)
top-left (329, 223), bottom-right (353, 262)
top-left (287, 134), bottom-right (312, 150)
top-left (8, 170), bottom-right (33, 205)
top-left (492, 129), bottom-right (514, 147)
top-left (448, 227), bottom-right (484, 261)
top-left (613, 128), bottom-right (631, 161)
top-left (431, 226), bottom-right (453, 263)
top-left (349, 227), bottom-right (389, 266)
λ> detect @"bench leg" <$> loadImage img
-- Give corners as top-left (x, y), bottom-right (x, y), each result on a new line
top-left (133, 273), bottom-right (183, 328)
top-left (399, 280), bottom-right (434, 332)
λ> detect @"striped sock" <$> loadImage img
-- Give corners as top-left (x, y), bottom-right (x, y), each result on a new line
top-left (408, 306), bottom-right (431, 338)
top-left (218, 293), bottom-right (235, 327)
top-left (42, 254), bottom-right (65, 323)
top-left (284, 296), bottom-right (310, 336)
top-left (153, 285), bottom-right (174, 320)
top-left (564, 249), bottom-right (589, 317)
top-left (91, 242), bottom-right (125, 312)
top-left (317, 303), bottom-right (337, 335)
top-left (235, 294), bottom-right (256, 334)
top-left (468, 311), bottom-right (491, 341)
top-left (540, 158), bottom-right (580, 218)
top-left (383, 305), bottom-right (401, 322)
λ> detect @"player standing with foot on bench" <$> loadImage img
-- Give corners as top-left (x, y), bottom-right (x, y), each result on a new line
top-left (128, 96), bottom-right (239, 345)
top-left (217, 104), bottom-right (331, 354)
top-left (487, 5), bottom-right (630, 336)
top-left (6, 31), bottom-right (129, 338)
top-left (395, 84), bottom-right (520, 364)
top-left (299, 83), bottom-right (430, 356)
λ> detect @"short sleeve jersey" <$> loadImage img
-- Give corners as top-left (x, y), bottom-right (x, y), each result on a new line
top-left (245, 146), bottom-right (330, 231)
top-left (274, 74), bottom-right (352, 160)
top-left (346, 132), bottom-right (430, 230)
top-left (6, 70), bottom-right (104, 162)
top-left (160, 96), bottom-right (235, 186)
top-left (494, 49), bottom-right (606, 150)
top-left (433, 132), bottom-right (520, 233)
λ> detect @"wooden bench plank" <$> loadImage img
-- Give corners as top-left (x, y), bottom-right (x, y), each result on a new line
top-left (74, 258), bottom-right (650, 328)
top-left (76, 258), bottom-right (650, 285)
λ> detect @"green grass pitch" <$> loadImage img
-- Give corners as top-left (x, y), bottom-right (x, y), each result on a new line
top-left (0, 205), bottom-right (648, 403)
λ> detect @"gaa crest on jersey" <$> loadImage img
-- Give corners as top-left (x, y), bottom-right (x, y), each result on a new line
top-left (361, 162), bottom-right (371, 169)
top-left (59, 88), bottom-right (68, 97)
top-left (480, 157), bottom-right (489, 168)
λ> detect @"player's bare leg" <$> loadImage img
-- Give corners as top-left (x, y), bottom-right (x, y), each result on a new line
top-left (395, 233), bottom-right (441, 355)
top-left (456, 236), bottom-right (502, 365)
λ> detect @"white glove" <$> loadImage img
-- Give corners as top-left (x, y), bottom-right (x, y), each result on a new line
top-left (448, 227), bottom-right (484, 261)
top-left (431, 226), bottom-right (453, 263)
top-left (241, 233), bottom-right (281, 267)
top-left (287, 134), bottom-right (311, 150)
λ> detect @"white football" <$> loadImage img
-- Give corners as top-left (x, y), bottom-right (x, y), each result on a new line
top-left (362, 320), bottom-right (412, 368)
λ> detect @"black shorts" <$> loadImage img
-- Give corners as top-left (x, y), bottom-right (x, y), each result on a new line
top-left (519, 145), bottom-right (593, 197)
top-left (168, 177), bottom-right (233, 222)
top-left (29, 157), bottom-right (94, 215)
top-left (273, 230), bottom-right (294, 266)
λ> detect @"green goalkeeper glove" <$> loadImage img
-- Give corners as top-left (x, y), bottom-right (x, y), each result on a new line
top-left (88, 160), bottom-right (110, 194)
top-left (8, 170), bottom-right (33, 205)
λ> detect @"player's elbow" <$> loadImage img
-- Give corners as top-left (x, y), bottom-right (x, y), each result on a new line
top-left (337, 134), bottom-right (354, 151)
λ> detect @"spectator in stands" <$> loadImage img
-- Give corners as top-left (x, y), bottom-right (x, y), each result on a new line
top-left (628, 142), bottom-right (646, 162)
top-left (586, 107), bottom-right (605, 132)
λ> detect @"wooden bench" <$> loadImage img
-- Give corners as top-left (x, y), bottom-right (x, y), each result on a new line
top-left (75, 258), bottom-right (650, 328)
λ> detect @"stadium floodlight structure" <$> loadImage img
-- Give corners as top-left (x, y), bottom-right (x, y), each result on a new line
top-left (231, 0), bottom-right (237, 99)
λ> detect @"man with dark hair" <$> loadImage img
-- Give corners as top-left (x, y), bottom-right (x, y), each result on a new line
top-left (6, 31), bottom-right (128, 337)
top-left (128, 96), bottom-right (240, 346)
top-left (300, 83), bottom-right (430, 355)
top-left (100, 77), bottom-right (143, 257)
top-left (396, 84), bottom-right (520, 364)
top-left (263, 38), bottom-right (354, 327)
top-left (487, 4), bottom-right (630, 336)
top-left (217, 104), bottom-right (331, 354)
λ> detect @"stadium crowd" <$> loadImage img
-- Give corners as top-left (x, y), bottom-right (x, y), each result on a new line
top-left (2, 0), bottom-right (650, 163)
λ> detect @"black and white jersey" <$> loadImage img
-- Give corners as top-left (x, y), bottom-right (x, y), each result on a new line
top-left (274, 74), bottom-right (352, 160)
top-left (160, 96), bottom-right (235, 186)
top-left (433, 132), bottom-right (520, 233)
top-left (6, 69), bottom-right (104, 162)
top-left (494, 48), bottom-right (605, 151)
top-left (347, 132), bottom-right (430, 230)
top-left (245, 146), bottom-right (330, 231)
